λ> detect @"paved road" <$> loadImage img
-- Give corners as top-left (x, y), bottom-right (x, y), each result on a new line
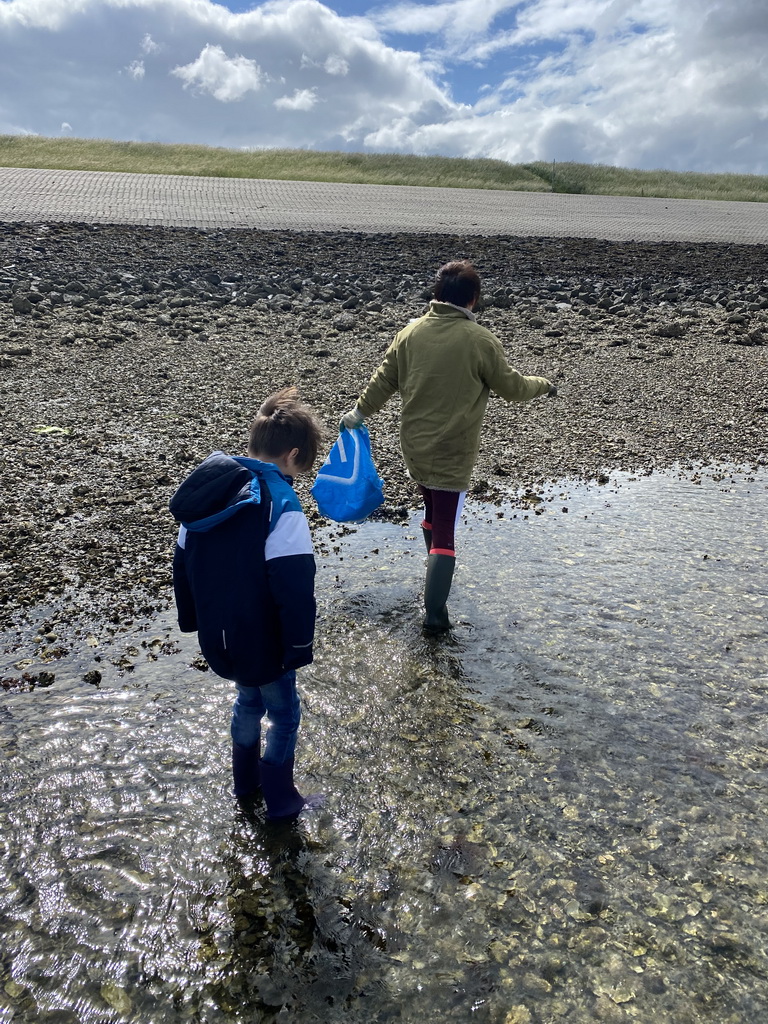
top-left (1, 165), bottom-right (767, 243)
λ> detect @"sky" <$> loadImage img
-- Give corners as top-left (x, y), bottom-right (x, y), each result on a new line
top-left (1, 0), bottom-right (767, 173)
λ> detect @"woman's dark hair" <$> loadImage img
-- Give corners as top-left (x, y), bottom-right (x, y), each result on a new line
top-left (248, 387), bottom-right (323, 471)
top-left (433, 260), bottom-right (481, 308)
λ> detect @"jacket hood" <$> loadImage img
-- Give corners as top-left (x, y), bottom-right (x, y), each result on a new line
top-left (169, 451), bottom-right (267, 533)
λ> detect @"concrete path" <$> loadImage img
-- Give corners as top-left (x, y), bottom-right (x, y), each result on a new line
top-left (1, 165), bottom-right (767, 243)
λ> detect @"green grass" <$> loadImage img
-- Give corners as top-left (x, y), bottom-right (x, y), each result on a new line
top-left (1, 135), bottom-right (766, 202)
top-left (526, 160), bottom-right (768, 203)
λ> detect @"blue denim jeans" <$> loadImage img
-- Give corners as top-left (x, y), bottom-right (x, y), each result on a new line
top-left (230, 670), bottom-right (301, 766)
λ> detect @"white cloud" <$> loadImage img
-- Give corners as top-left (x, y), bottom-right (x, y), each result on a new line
top-left (372, 0), bottom-right (521, 49)
top-left (275, 88), bottom-right (318, 111)
top-left (299, 52), bottom-right (349, 76)
top-left (172, 44), bottom-right (264, 101)
top-left (141, 33), bottom-right (161, 55)
top-left (0, 0), bottom-right (454, 150)
top-left (0, 0), bottom-right (765, 173)
top-left (0, 123), bottom-right (36, 136)
top-left (324, 54), bottom-right (349, 76)
top-left (366, 0), bottom-right (768, 172)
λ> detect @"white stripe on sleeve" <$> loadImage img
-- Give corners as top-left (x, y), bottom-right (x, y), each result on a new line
top-left (265, 510), bottom-right (314, 561)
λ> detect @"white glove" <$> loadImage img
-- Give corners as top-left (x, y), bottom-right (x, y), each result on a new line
top-left (340, 407), bottom-right (365, 430)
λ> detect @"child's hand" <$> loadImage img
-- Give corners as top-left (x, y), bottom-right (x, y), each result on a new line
top-left (340, 407), bottom-right (365, 430)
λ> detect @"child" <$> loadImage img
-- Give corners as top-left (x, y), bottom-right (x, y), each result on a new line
top-left (341, 260), bottom-right (557, 632)
top-left (170, 387), bottom-right (323, 819)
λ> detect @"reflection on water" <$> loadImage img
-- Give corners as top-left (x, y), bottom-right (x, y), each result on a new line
top-left (1, 467), bottom-right (767, 1023)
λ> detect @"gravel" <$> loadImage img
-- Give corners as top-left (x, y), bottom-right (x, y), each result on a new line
top-left (1, 221), bottom-right (766, 644)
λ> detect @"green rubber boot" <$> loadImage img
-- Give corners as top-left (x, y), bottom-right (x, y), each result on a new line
top-left (423, 553), bottom-right (455, 633)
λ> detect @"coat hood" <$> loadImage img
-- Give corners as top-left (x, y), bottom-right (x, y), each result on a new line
top-left (169, 451), bottom-right (267, 533)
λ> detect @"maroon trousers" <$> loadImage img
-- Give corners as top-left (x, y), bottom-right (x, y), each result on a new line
top-left (418, 486), bottom-right (466, 555)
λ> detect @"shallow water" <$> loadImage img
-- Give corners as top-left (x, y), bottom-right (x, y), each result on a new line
top-left (2, 466), bottom-right (767, 1023)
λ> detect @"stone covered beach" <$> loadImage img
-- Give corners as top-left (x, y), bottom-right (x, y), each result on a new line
top-left (1, 198), bottom-right (768, 1024)
top-left (0, 219), bottom-right (766, 649)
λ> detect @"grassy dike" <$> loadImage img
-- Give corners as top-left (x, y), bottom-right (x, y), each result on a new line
top-left (1, 134), bottom-right (767, 202)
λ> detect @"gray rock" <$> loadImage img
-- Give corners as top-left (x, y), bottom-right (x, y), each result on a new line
top-left (653, 321), bottom-right (687, 338)
top-left (333, 313), bottom-right (356, 331)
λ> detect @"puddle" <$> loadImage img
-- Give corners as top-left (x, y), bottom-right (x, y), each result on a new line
top-left (1, 466), bottom-right (767, 1023)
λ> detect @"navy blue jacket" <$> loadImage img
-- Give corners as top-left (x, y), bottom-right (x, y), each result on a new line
top-left (170, 452), bottom-right (315, 687)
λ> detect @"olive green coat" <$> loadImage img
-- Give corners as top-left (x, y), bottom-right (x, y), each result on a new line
top-left (356, 302), bottom-right (552, 491)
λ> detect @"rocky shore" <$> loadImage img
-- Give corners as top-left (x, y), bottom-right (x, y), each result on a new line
top-left (1, 221), bottom-right (766, 651)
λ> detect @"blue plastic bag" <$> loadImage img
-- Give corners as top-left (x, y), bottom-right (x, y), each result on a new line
top-left (311, 425), bottom-right (384, 523)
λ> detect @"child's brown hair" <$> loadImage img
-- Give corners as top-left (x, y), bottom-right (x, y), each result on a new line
top-left (248, 387), bottom-right (323, 471)
top-left (434, 260), bottom-right (481, 308)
